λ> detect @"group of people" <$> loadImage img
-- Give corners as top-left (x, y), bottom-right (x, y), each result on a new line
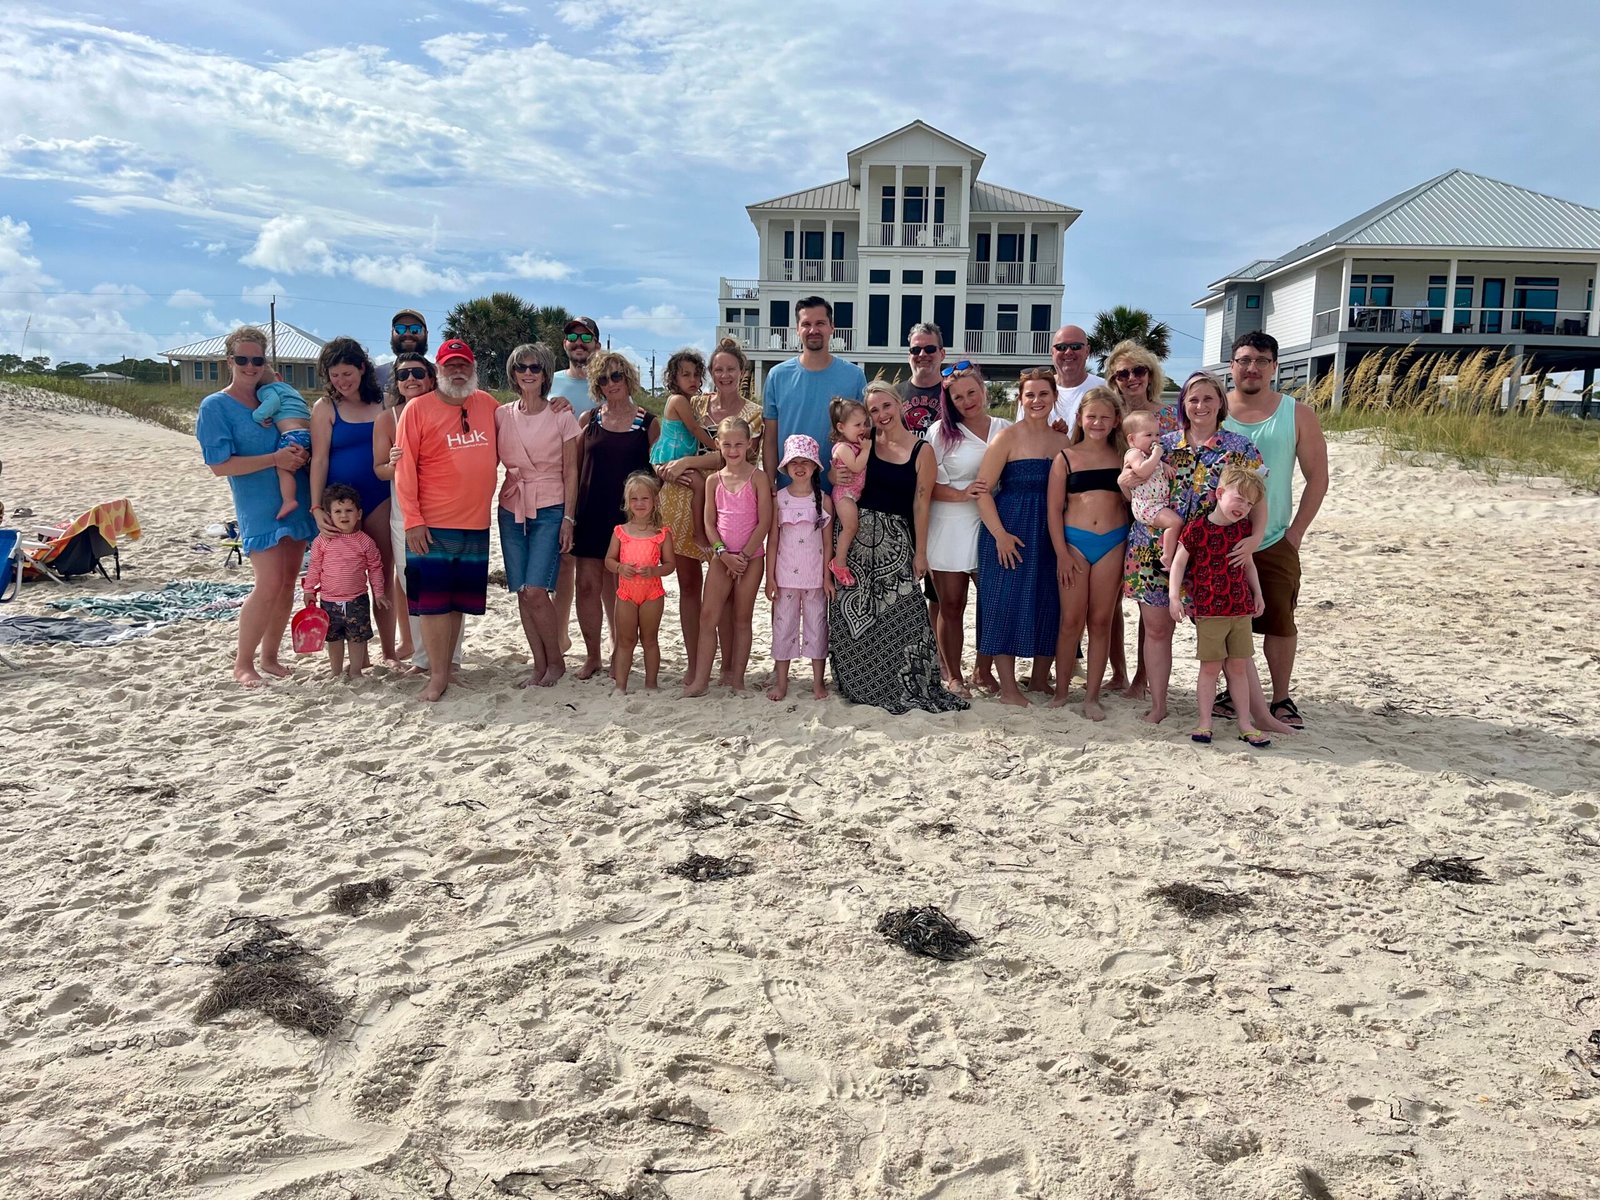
top-left (197, 297), bottom-right (1328, 739)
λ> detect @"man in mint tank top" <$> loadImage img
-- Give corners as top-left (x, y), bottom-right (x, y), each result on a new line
top-left (761, 296), bottom-right (866, 492)
top-left (1222, 332), bottom-right (1329, 729)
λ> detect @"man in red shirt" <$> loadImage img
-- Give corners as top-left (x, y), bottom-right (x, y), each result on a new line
top-left (1167, 464), bottom-right (1273, 748)
top-left (395, 338), bottom-right (500, 701)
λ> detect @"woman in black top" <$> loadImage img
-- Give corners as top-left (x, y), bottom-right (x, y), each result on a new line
top-left (829, 381), bottom-right (967, 714)
top-left (572, 351), bottom-right (659, 679)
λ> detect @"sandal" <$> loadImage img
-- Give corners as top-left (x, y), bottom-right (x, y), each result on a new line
top-left (1189, 728), bottom-right (1213, 744)
top-left (1270, 697), bottom-right (1305, 729)
top-left (1237, 729), bottom-right (1272, 749)
top-left (1212, 689), bottom-right (1236, 719)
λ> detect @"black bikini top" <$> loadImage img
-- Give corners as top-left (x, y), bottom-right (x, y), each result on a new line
top-left (1063, 456), bottom-right (1123, 495)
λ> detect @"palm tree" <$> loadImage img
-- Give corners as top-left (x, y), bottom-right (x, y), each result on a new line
top-left (1087, 306), bottom-right (1171, 374)
top-left (443, 293), bottom-right (572, 389)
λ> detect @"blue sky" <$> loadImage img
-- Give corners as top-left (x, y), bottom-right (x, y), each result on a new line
top-left (5, 0), bottom-right (1600, 382)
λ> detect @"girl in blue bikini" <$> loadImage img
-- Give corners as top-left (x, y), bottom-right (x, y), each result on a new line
top-left (1046, 386), bottom-right (1129, 720)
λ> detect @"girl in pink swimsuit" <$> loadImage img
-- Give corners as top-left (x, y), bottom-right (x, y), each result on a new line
top-left (682, 417), bottom-right (772, 697)
top-left (604, 472), bottom-right (676, 693)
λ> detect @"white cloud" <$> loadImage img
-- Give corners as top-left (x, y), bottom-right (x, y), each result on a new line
top-left (0, 216), bottom-right (158, 363)
top-left (602, 303), bottom-right (700, 342)
top-left (168, 288), bottom-right (209, 308)
top-left (504, 252), bottom-right (574, 281)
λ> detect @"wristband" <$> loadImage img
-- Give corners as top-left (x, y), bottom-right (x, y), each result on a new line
top-left (712, 541), bottom-right (727, 555)
top-left (562, 516), bottom-right (575, 524)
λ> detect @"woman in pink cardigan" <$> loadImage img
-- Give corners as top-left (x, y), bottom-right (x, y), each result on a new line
top-left (495, 342), bottom-right (581, 687)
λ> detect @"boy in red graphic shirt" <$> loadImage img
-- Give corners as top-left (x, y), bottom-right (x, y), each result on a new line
top-left (303, 483), bottom-right (389, 678)
top-left (1168, 464), bottom-right (1273, 748)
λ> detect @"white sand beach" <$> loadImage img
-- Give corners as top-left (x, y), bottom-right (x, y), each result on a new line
top-left (2, 384), bottom-right (1597, 1199)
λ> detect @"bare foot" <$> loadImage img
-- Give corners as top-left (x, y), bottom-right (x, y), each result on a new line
top-left (421, 678), bottom-right (449, 702)
top-left (767, 680), bottom-right (789, 701)
top-left (232, 664), bottom-right (263, 689)
top-left (516, 671), bottom-right (540, 690)
top-left (276, 499), bottom-right (298, 520)
top-left (1106, 673), bottom-right (1130, 693)
top-left (259, 659), bottom-right (291, 679)
top-left (1141, 703), bottom-right (1168, 725)
top-left (999, 688), bottom-right (1031, 708)
top-left (811, 681), bottom-right (828, 700)
top-left (1120, 679), bottom-right (1147, 700)
top-left (947, 680), bottom-right (972, 699)
top-left (537, 664), bottom-right (565, 687)
top-left (973, 671), bottom-right (1000, 694)
top-left (1046, 692), bottom-right (1070, 709)
top-left (575, 657), bottom-right (601, 680)
top-left (1081, 698), bottom-right (1106, 722)
top-left (558, 632), bottom-right (572, 653)
top-left (1257, 710), bottom-right (1297, 736)
top-left (681, 681), bottom-right (708, 698)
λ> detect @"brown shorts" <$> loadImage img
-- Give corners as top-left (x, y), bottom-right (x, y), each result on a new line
top-left (1252, 536), bottom-right (1300, 637)
top-left (1196, 615), bottom-right (1253, 662)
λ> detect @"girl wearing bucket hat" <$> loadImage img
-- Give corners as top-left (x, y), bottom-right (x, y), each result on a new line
top-left (764, 434), bottom-right (834, 701)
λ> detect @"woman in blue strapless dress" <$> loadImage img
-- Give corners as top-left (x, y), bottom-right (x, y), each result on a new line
top-left (310, 336), bottom-right (401, 663)
top-left (973, 367), bottom-right (1074, 706)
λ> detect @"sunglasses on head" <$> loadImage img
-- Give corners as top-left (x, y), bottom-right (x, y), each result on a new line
top-left (603, 370), bottom-right (629, 384)
top-left (908, 345), bottom-right (942, 357)
top-left (231, 355), bottom-right (266, 367)
top-left (940, 360), bottom-right (974, 377)
top-left (393, 323), bottom-right (424, 336)
top-left (511, 362), bottom-right (544, 374)
top-left (394, 366), bottom-right (430, 382)
top-left (1112, 365), bottom-right (1150, 382)
top-left (1053, 341), bottom-right (1087, 353)
top-left (565, 332), bottom-right (596, 344)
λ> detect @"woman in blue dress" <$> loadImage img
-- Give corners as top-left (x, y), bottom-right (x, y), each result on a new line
top-left (309, 337), bottom-right (400, 663)
top-left (195, 325), bottom-right (318, 687)
top-left (974, 367), bottom-right (1075, 707)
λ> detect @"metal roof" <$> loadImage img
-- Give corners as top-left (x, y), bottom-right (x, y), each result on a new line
top-left (1207, 258), bottom-right (1278, 288)
top-left (748, 179), bottom-right (858, 211)
top-left (972, 181), bottom-right (1080, 216)
top-left (163, 320), bottom-right (328, 362)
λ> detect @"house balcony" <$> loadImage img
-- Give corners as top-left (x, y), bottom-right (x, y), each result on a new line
top-left (960, 329), bottom-right (1057, 358)
top-left (717, 325), bottom-right (858, 353)
top-left (721, 278), bottom-right (760, 301)
top-left (968, 262), bottom-right (1061, 286)
top-left (860, 222), bottom-right (964, 249)
top-left (765, 258), bottom-right (860, 284)
top-left (717, 325), bottom-right (1055, 360)
top-left (1313, 305), bottom-right (1597, 340)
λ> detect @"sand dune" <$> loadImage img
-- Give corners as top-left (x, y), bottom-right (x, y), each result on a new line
top-left (1, 385), bottom-right (1597, 1199)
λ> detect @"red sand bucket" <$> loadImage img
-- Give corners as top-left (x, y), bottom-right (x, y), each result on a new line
top-left (291, 605), bottom-right (329, 655)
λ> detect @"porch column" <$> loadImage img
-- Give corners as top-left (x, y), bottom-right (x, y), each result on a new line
top-left (1331, 343), bottom-right (1348, 412)
top-left (894, 164), bottom-right (904, 244)
top-left (1507, 344), bottom-right (1524, 410)
top-left (792, 217), bottom-right (800, 284)
top-left (1338, 255), bottom-right (1353, 331)
top-left (958, 162), bottom-right (971, 249)
top-left (1582, 367), bottom-right (1594, 419)
top-left (824, 218), bottom-right (834, 286)
top-left (1443, 257), bottom-right (1459, 334)
top-left (1590, 260), bottom-right (1600, 335)
top-left (1024, 220), bottom-right (1034, 287)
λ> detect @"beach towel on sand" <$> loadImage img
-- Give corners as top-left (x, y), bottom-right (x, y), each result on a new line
top-left (46, 581), bottom-right (250, 622)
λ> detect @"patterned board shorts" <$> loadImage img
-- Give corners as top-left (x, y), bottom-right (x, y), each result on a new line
top-left (321, 595), bottom-right (373, 643)
top-left (406, 527), bottom-right (490, 617)
top-left (278, 428), bottom-right (313, 451)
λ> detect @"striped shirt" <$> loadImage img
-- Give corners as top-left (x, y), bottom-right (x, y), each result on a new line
top-left (305, 531), bottom-right (386, 604)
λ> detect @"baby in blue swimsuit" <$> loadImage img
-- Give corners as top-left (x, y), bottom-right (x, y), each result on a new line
top-left (254, 373), bottom-right (312, 519)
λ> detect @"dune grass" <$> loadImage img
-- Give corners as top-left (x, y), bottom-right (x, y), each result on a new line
top-left (1303, 348), bottom-right (1600, 493)
top-left (7, 374), bottom-right (208, 434)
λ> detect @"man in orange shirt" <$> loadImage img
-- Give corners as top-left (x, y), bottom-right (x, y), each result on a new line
top-left (395, 338), bottom-right (500, 701)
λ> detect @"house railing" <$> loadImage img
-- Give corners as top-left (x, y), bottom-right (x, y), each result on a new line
top-left (1317, 305), bottom-right (1597, 337)
top-left (716, 325), bottom-right (1055, 358)
top-left (764, 258), bottom-right (858, 284)
top-left (960, 329), bottom-right (1056, 357)
top-left (860, 222), bottom-right (964, 248)
top-left (717, 325), bottom-right (856, 352)
top-left (721, 278), bottom-right (760, 300)
top-left (968, 262), bottom-right (1061, 286)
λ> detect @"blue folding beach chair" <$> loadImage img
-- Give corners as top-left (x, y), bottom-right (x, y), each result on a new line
top-left (0, 529), bottom-right (21, 604)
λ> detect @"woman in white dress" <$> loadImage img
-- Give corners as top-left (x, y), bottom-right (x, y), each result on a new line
top-left (926, 361), bottom-right (1010, 697)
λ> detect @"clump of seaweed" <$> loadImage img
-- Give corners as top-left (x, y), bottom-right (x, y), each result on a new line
top-left (328, 877), bottom-right (394, 916)
top-left (918, 820), bottom-right (959, 838)
top-left (1409, 856), bottom-right (1491, 885)
top-left (665, 852), bottom-right (754, 883)
top-left (677, 799), bottom-right (726, 830)
top-left (876, 906), bottom-right (979, 961)
top-left (195, 915), bottom-right (345, 1037)
top-left (1148, 882), bottom-right (1253, 917)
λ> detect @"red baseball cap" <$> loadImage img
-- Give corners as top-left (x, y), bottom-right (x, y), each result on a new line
top-left (436, 338), bottom-right (474, 365)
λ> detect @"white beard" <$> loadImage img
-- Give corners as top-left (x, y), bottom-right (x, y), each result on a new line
top-left (437, 371), bottom-right (477, 400)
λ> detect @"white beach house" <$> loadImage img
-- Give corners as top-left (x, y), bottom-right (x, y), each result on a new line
top-left (1194, 170), bottom-right (1600, 407)
top-left (715, 121), bottom-right (1081, 392)
top-left (163, 321), bottom-right (327, 392)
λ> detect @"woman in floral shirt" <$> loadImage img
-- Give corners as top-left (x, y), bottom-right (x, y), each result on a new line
top-left (1124, 371), bottom-right (1261, 725)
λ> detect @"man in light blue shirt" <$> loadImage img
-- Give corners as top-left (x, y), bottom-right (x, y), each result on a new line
top-left (549, 316), bottom-right (600, 418)
top-left (761, 296), bottom-right (866, 490)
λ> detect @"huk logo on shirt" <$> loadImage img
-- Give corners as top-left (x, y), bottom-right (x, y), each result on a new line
top-left (446, 429), bottom-right (489, 449)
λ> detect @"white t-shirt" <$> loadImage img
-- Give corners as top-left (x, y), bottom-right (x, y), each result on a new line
top-left (1015, 372), bottom-right (1107, 431)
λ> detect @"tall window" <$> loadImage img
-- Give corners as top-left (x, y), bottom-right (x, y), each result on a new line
top-left (1427, 275), bottom-right (1446, 327)
top-left (1349, 273), bottom-right (1368, 306)
top-left (975, 233), bottom-right (990, 263)
top-left (880, 186), bottom-right (895, 224)
top-left (208, 360), bottom-right (219, 381)
top-left (1512, 276), bottom-right (1558, 332)
top-left (904, 185), bottom-right (926, 225)
top-left (934, 186), bottom-right (946, 225)
top-left (1368, 274), bottom-right (1394, 307)
top-left (835, 301), bottom-right (853, 332)
top-left (193, 361), bottom-right (203, 381)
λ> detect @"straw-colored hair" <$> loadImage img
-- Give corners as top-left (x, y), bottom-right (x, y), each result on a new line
top-left (224, 325), bottom-right (270, 381)
top-left (828, 397), bottom-right (868, 442)
top-left (709, 335), bottom-right (749, 378)
top-left (620, 470), bottom-right (664, 530)
top-left (588, 350), bottom-right (639, 404)
top-left (1071, 385), bottom-right (1128, 455)
top-left (1105, 339), bottom-right (1166, 410)
top-left (1217, 463), bottom-right (1266, 507)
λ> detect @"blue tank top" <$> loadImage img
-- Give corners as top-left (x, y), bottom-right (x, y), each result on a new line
top-left (1224, 393), bottom-right (1295, 549)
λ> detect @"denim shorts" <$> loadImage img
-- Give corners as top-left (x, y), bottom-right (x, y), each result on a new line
top-left (498, 504), bottom-right (564, 593)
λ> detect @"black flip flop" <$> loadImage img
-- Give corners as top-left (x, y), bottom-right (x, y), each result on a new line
top-left (1270, 697), bottom-right (1305, 729)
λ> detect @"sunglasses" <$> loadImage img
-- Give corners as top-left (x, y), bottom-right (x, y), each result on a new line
top-left (1052, 341), bottom-right (1088, 353)
top-left (565, 332), bottom-right (597, 344)
top-left (1112, 365), bottom-right (1150, 382)
top-left (231, 355), bottom-right (266, 367)
top-left (603, 370), bottom-right (629, 384)
top-left (394, 367), bottom-right (430, 382)
top-left (459, 409), bottom-right (471, 435)
top-left (940, 360), bottom-right (974, 377)
top-left (511, 362), bottom-right (544, 374)
top-left (393, 323), bottom-right (424, 336)
top-left (908, 345), bottom-right (942, 357)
